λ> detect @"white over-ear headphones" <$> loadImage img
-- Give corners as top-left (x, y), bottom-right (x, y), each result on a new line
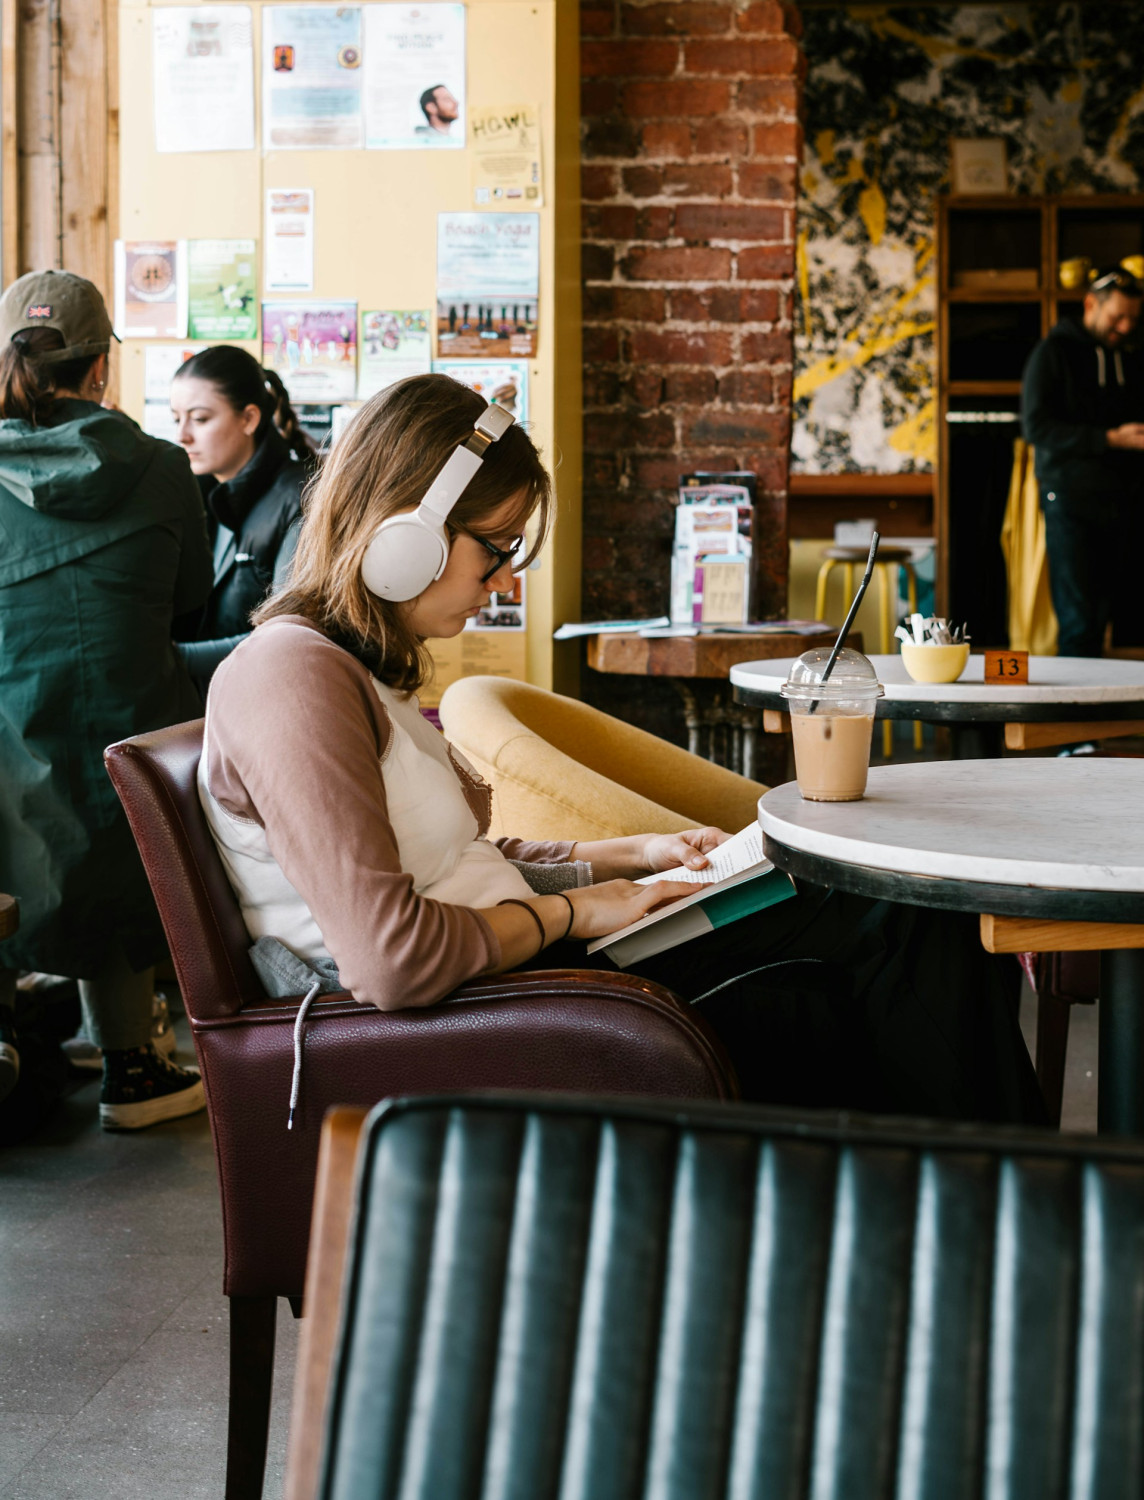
top-left (360, 403), bottom-right (516, 602)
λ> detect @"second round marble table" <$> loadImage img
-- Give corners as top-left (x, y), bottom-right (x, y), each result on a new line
top-left (732, 654), bottom-right (1144, 758)
top-left (758, 759), bottom-right (1144, 1133)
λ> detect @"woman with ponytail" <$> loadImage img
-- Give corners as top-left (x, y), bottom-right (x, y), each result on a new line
top-left (170, 345), bottom-right (317, 688)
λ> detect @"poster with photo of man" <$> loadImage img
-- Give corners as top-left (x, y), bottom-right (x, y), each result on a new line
top-left (363, 3), bottom-right (466, 149)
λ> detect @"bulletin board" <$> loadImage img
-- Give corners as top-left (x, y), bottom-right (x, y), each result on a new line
top-left (117, 0), bottom-right (582, 702)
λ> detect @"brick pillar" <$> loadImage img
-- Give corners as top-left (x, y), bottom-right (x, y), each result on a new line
top-left (580, 0), bottom-right (802, 640)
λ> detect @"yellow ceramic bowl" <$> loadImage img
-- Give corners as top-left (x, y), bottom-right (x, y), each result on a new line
top-left (900, 641), bottom-right (970, 684)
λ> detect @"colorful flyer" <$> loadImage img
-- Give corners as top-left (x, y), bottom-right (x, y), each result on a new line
top-left (187, 240), bottom-right (257, 340)
top-left (262, 301), bottom-right (357, 402)
top-left (358, 309), bottom-right (432, 400)
top-left (436, 213), bottom-right (539, 358)
top-left (264, 188), bottom-right (315, 293)
top-left (432, 360), bottom-right (528, 427)
top-left (262, 6), bottom-right (364, 150)
top-left (363, 3), bottom-right (466, 150)
top-left (152, 6), bottom-right (255, 154)
top-left (469, 104), bottom-right (542, 207)
top-left (114, 240), bottom-right (188, 339)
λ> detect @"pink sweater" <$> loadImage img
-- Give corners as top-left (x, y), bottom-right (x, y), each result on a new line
top-left (199, 617), bottom-right (575, 1009)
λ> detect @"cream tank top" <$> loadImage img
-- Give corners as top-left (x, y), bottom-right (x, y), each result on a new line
top-left (198, 675), bottom-right (533, 964)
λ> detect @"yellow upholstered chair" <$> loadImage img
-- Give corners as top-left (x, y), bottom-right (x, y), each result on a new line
top-left (438, 676), bottom-right (768, 842)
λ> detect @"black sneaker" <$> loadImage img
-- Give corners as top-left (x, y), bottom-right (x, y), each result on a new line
top-left (99, 1044), bottom-right (205, 1131)
top-left (0, 1019), bottom-right (18, 1105)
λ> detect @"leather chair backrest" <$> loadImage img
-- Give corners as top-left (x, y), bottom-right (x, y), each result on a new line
top-left (105, 721), bottom-right (265, 1020)
top-left (316, 1094), bottom-right (1144, 1500)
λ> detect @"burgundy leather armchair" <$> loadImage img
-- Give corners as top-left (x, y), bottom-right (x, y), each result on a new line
top-left (104, 719), bottom-right (737, 1500)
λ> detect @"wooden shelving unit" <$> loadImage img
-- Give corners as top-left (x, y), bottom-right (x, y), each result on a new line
top-left (936, 193), bottom-right (1144, 641)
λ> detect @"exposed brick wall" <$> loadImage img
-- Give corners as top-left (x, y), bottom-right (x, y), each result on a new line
top-left (579, 0), bottom-right (803, 645)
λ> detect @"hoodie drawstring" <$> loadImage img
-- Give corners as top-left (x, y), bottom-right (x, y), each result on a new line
top-left (1115, 349), bottom-right (1125, 387)
top-left (287, 978), bottom-right (321, 1130)
top-left (1097, 346), bottom-right (1107, 388)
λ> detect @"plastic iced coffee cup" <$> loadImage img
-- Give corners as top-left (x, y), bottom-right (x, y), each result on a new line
top-left (780, 648), bottom-right (885, 802)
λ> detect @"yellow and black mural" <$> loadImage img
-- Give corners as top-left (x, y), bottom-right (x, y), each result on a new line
top-left (793, 3), bottom-right (1144, 474)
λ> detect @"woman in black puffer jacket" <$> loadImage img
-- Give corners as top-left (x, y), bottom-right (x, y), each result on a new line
top-left (170, 345), bottom-right (318, 690)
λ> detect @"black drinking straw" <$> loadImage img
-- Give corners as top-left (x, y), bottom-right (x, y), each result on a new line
top-left (809, 530), bottom-right (880, 714)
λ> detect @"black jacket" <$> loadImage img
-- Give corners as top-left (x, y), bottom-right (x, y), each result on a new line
top-left (177, 428), bottom-right (307, 684)
top-left (1021, 318), bottom-right (1144, 501)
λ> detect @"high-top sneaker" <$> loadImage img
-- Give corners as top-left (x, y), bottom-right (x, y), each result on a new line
top-left (99, 1044), bottom-right (205, 1130)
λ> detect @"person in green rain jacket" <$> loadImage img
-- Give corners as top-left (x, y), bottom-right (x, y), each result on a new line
top-left (0, 270), bottom-right (211, 1130)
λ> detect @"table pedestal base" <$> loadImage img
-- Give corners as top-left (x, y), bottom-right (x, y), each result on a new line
top-left (674, 683), bottom-right (764, 780)
top-left (949, 723), bottom-right (1004, 759)
top-left (1099, 949), bottom-right (1144, 1134)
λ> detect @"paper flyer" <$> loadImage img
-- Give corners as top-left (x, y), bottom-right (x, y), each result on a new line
top-left (432, 360), bottom-right (528, 427)
top-left (358, 309), bottom-right (432, 400)
top-left (187, 240), bottom-right (257, 340)
top-left (114, 240), bottom-right (188, 339)
top-left (470, 104), bottom-right (542, 206)
top-left (263, 6), bottom-right (364, 150)
top-left (421, 626), bottom-right (528, 709)
top-left (152, 6), bottom-right (255, 154)
top-left (363, 3), bottom-right (466, 150)
top-left (265, 188), bottom-right (315, 293)
top-left (262, 301), bottom-right (357, 402)
top-left (436, 213), bottom-right (539, 358)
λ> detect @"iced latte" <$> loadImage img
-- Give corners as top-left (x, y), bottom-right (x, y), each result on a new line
top-left (780, 647), bottom-right (885, 803)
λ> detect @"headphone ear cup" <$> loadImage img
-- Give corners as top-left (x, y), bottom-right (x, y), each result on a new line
top-left (361, 513), bottom-right (449, 602)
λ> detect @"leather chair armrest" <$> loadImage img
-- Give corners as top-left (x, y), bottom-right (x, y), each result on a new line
top-left (192, 968), bottom-right (737, 1298)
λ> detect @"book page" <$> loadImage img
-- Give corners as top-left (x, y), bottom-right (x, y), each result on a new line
top-left (637, 822), bottom-right (764, 887)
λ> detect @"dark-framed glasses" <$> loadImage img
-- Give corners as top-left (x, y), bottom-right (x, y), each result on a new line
top-left (454, 526), bottom-right (527, 584)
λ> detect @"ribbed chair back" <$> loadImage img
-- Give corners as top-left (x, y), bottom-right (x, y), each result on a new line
top-left (312, 1095), bottom-right (1144, 1500)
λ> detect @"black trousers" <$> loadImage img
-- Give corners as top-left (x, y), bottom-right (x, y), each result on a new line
top-left (532, 884), bottom-right (1047, 1127)
top-left (1041, 489), bottom-right (1144, 656)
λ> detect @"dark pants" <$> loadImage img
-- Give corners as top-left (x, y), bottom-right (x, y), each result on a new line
top-left (533, 884), bottom-right (1046, 1127)
top-left (1041, 488), bottom-right (1144, 656)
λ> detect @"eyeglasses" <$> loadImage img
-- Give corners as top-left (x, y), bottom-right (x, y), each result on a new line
top-left (1090, 268), bottom-right (1143, 297)
top-left (453, 526), bottom-right (526, 585)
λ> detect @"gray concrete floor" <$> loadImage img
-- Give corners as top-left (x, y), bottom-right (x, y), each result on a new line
top-left (0, 1010), bottom-right (297, 1500)
top-left (0, 986), bottom-right (1099, 1499)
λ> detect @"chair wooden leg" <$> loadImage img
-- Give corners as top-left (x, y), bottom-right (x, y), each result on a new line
top-left (226, 1295), bottom-right (278, 1500)
top-left (1035, 993), bottom-right (1072, 1128)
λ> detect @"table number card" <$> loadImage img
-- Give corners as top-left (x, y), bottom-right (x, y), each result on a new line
top-left (984, 650), bottom-right (1029, 685)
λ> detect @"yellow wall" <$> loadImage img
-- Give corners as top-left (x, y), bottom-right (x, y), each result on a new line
top-left (118, 0), bottom-right (581, 699)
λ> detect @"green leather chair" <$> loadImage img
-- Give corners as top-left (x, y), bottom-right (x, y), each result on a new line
top-left (287, 1094), bottom-right (1144, 1500)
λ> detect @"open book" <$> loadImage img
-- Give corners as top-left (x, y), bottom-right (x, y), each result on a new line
top-left (586, 822), bottom-right (796, 968)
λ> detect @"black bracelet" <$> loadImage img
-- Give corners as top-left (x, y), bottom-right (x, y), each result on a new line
top-left (497, 898), bottom-right (546, 955)
top-left (556, 891), bottom-right (575, 940)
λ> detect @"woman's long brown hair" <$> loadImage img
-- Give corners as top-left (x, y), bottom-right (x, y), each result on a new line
top-left (255, 373), bottom-right (552, 693)
top-left (0, 327), bottom-right (99, 423)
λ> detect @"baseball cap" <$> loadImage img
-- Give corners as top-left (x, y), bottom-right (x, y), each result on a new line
top-left (0, 269), bottom-right (117, 364)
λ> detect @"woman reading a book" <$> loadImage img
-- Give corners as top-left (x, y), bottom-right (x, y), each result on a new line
top-left (199, 374), bottom-right (1045, 1125)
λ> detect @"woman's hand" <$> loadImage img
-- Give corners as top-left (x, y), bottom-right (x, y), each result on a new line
top-left (563, 877), bottom-right (701, 940)
top-left (640, 826), bottom-right (729, 875)
top-left (570, 827), bottom-right (730, 881)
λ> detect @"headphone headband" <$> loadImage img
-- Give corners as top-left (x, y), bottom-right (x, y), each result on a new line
top-left (360, 401), bottom-right (517, 602)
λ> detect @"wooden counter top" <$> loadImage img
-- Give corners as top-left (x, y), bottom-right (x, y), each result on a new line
top-left (586, 630), bottom-right (852, 680)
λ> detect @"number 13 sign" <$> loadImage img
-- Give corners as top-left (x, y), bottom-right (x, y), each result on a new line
top-left (984, 650), bottom-right (1029, 685)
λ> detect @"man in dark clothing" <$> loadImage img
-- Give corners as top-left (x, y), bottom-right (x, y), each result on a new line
top-left (1022, 267), bottom-right (1144, 655)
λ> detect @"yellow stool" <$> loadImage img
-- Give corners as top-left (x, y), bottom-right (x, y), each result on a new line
top-left (815, 545), bottom-right (922, 757)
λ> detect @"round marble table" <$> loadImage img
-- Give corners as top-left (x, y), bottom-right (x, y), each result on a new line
top-left (732, 654), bottom-right (1144, 758)
top-left (758, 759), bottom-right (1144, 1133)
